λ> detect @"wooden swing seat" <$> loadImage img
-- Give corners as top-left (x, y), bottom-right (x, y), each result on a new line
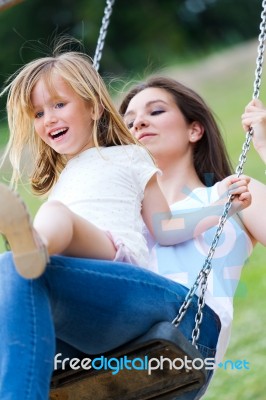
top-left (50, 321), bottom-right (207, 400)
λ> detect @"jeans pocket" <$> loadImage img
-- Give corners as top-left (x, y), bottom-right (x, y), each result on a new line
top-left (196, 343), bottom-right (216, 359)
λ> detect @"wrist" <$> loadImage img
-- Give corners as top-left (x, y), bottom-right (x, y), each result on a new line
top-left (257, 146), bottom-right (266, 164)
top-left (216, 181), bottom-right (226, 199)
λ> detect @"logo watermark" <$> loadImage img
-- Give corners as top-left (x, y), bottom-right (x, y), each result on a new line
top-left (152, 183), bottom-right (252, 299)
top-left (217, 359), bottom-right (250, 370)
top-left (54, 353), bottom-right (250, 375)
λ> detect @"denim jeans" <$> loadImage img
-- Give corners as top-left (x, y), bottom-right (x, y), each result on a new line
top-left (0, 252), bottom-right (221, 400)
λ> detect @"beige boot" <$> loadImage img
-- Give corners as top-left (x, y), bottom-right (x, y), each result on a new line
top-left (0, 183), bottom-right (49, 279)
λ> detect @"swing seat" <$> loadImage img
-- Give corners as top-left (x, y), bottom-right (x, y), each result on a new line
top-left (50, 321), bottom-right (207, 400)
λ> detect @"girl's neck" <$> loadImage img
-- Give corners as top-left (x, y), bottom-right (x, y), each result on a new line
top-left (157, 158), bottom-right (205, 205)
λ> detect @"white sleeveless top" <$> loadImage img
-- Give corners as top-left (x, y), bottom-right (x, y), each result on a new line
top-left (48, 144), bottom-right (160, 267)
top-left (143, 183), bottom-right (253, 364)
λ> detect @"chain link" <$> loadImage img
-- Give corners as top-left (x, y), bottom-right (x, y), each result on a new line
top-left (172, 0), bottom-right (266, 348)
top-left (93, 0), bottom-right (115, 71)
top-left (1, 0), bottom-right (115, 250)
top-left (2, 0), bottom-right (266, 348)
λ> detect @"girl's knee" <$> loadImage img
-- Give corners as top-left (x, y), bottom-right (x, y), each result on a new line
top-left (35, 200), bottom-right (71, 223)
top-left (38, 200), bottom-right (67, 213)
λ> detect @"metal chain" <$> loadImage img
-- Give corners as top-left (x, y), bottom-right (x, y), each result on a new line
top-left (93, 0), bottom-right (115, 71)
top-left (1, 0), bottom-right (116, 251)
top-left (172, 0), bottom-right (266, 348)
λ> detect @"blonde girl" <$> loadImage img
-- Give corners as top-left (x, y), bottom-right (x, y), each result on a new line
top-left (0, 46), bottom-right (250, 399)
top-left (0, 49), bottom-right (170, 278)
top-left (0, 48), bottom-right (250, 279)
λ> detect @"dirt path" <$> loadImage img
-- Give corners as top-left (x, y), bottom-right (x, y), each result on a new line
top-left (160, 39), bottom-right (258, 91)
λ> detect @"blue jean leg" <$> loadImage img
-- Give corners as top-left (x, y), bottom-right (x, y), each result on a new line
top-left (0, 252), bottom-right (220, 399)
top-left (0, 254), bottom-right (55, 400)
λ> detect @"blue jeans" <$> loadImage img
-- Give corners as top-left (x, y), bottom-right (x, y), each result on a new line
top-left (0, 252), bottom-right (221, 399)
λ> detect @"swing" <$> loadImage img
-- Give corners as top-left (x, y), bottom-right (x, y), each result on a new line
top-left (49, 1), bottom-right (266, 398)
top-left (1, 1), bottom-right (265, 399)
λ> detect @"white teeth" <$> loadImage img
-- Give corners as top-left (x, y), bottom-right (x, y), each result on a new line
top-left (50, 128), bottom-right (67, 136)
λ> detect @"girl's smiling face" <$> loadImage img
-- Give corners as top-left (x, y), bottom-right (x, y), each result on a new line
top-left (31, 75), bottom-right (96, 158)
top-left (123, 87), bottom-right (199, 163)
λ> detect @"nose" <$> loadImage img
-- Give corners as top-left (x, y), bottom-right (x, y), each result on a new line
top-left (133, 116), bottom-right (149, 131)
top-left (44, 109), bottom-right (58, 126)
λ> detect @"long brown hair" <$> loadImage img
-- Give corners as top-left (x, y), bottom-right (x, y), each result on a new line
top-left (119, 76), bottom-right (233, 185)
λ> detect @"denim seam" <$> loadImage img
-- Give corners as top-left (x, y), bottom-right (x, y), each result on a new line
top-left (47, 263), bottom-right (187, 303)
top-left (25, 281), bottom-right (37, 400)
top-left (47, 263), bottom-right (221, 325)
top-left (48, 262), bottom-right (218, 350)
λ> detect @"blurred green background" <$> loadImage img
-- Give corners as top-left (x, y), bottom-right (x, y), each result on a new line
top-left (0, 0), bottom-right (265, 398)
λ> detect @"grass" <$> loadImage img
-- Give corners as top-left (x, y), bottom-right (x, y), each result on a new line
top-left (0, 122), bottom-right (8, 148)
top-left (165, 41), bottom-right (266, 399)
top-left (204, 243), bottom-right (266, 399)
top-left (0, 40), bottom-right (265, 399)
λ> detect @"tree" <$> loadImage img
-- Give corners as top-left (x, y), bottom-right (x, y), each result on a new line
top-left (0, 0), bottom-right (263, 80)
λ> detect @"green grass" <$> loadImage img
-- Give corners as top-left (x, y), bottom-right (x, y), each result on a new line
top-left (204, 244), bottom-right (266, 399)
top-left (0, 183), bottom-right (43, 251)
top-left (169, 43), bottom-right (266, 399)
top-left (0, 122), bottom-right (8, 148)
top-left (0, 41), bottom-right (265, 399)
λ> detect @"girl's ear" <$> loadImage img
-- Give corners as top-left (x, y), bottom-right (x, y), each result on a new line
top-left (91, 103), bottom-right (104, 121)
top-left (189, 121), bottom-right (204, 143)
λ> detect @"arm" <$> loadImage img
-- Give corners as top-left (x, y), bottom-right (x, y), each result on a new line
top-left (242, 99), bottom-right (266, 163)
top-left (238, 178), bottom-right (266, 246)
top-left (142, 175), bottom-right (251, 246)
top-left (240, 100), bottom-right (266, 245)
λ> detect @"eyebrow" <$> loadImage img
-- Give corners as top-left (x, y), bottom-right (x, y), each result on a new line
top-left (32, 95), bottom-right (66, 110)
top-left (124, 99), bottom-right (168, 118)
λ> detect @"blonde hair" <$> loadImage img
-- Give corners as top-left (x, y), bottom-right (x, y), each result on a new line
top-left (1, 49), bottom-right (137, 195)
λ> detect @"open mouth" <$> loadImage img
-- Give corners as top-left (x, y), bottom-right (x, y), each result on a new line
top-left (50, 128), bottom-right (68, 140)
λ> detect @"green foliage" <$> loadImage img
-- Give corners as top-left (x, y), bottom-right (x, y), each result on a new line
top-left (0, 1), bottom-right (265, 397)
top-left (167, 44), bottom-right (266, 400)
top-left (0, 0), bottom-right (264, 82)
top-left (0, 122), bottom-right (8, 147)
top-left (205, 244), bottom-right (266, 400)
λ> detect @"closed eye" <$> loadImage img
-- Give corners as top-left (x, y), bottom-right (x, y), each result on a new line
top-left (151, 110), bottom-right (165, 116)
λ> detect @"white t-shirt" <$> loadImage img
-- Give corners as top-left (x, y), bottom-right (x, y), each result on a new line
top-left (48, 144), bottom-right (160, 266)
top-left (143, 183), bottom-right (253, 364)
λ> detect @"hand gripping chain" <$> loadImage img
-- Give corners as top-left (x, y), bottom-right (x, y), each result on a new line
top-left (172, 0), bottom-right (266, 347)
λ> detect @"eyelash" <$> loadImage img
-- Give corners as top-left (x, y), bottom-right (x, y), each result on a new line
top-left (126, 109), bottom-right (165, 129)
top-left (55, 102), bottom-right (65, 109)
top-left (34, 103), bottom-right (65, 119)
top-left (35, 111), bottom-right (44, 119)
top-left (151, 110), bottom-right (164, 116)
